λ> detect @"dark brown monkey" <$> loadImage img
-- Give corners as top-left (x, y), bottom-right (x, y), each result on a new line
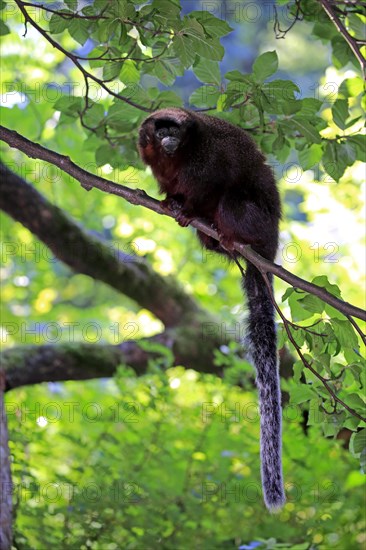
top-left (138, 108), bottom-right (284, 511)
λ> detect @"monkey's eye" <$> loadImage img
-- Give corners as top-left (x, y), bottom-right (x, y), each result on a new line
top-left (155, 127), bottom-right (169, 140)
top-left (169, 127), bottom-right (180, 137)
top-left (155, 124), bottom-right (180, 141)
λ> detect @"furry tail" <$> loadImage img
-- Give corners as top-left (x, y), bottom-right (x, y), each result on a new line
top-left (244, 262), bottom-right (285, 511)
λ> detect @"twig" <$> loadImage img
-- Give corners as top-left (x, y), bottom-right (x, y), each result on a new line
top-left (14, 0), bottom-right (153, 113)
top-left (259, 271), bottom-right (366, 423)
top-left (346, 315), bottom-right (366, 346)
top-left (319, 0), bottom-right (366, 77)
top-left (273, 0), bottom-right (303, 39)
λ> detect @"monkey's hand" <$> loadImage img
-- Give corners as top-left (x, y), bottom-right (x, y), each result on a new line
top-left (161, 197), bottom-right (193, 227)
top-left (175, 210), bottom-right (193, 227)
top-left (161, 197), bottom-right (183, 213)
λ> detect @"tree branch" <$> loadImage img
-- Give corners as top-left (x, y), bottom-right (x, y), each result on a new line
top-left (260, 271), bottom-right (366, 423)
top-left (0, 162), bottom-right (203, 328)
top-left (1, 124), bottom-right (365, 322)
top-left (1, 331), bottom-right (225, 391)
top-left (320, 0), bottom-right (366, 77)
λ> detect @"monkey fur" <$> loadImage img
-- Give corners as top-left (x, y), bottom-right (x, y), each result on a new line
top-left (138, 108), bottom-right (285, 511)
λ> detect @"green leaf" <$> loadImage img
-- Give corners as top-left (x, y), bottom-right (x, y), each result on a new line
top-left (274, 141), bottom-right (291, 163)
top-left (347, 135), bottom-right (366, 162)
top-left (298, 98), bottom-right (322, 118)
top-left (68, 18), bottom-right (90, 46)
top-left (193, 58), bottom-right (221, 86)
top-left (82, 102), bottom-right (105, 127)
top-left (311, 276), bottom-right (341, 298)
top-left (120, 60), bottom-right (140, 85)
top-left (225, 70), bottom-right (252, 83)
top-left (106, 102), bottom-right (141, 132)
top-left (347, 13), bottom-right (366, 41)
top-left (293, 360), bottom-right (305, 384)
top-left (260, 134), bottom-right (276, 154)
top-left (95, 144), bottom-right (112, 166)
top-left (341, 393), bottom-right (365, 413)
top-left (156, 90), bottom-right (182, 107)
top-left (360, 448), bottom-right (366, 473)
top-left (152, 60), bottom-right (177, 86)
top-left (173, 35), bottom-right (196, 68)
top-left (298, 294), bottom-right (324, 315)
top-left (261, 80), bottom-right (300, 115)
top-left (298, 143), bottom-right (323, 170)
top-left (331, 36), bottom-right (354, 69)
top-left (331, 319), bottom-right (358, 349)
top-left (151, 0), bottom-right (181, 23)
top-left (338, 77), bottom-right (364, 98)
top-left (49, 13), bottom-right (70, 34)
top-left (181, 18), bottom-right (224, 61)
top-left (323, 141), bottom-right (348, 181)
top-left (111, 0), bottom-right (130, 18)
top-left (290, 384), bottom-right (315, 405)
top-left (332, 99), bottom-right (349, 130)
top-left (0, 19), bottom-right (9, 36)
top-left (291, 117), bottom-right (322, 144)
top-left (189, 11), bottom-right (233, 38)
top-left (252, 51), bottom-right (278, 82)
top-left (189, 86), bottom-right (219, 108)
top-left (312, 21), bottom-right (337, 41)
top-left (103, 61), bottom-right (123, 81)
top-left (65, 0), bottom-right (78, 10)
top-left (53, 96), bottom-right (82, 117)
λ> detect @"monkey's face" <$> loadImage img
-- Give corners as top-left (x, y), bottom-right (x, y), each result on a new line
top-left (154, 124), bottom-right (181, 155)
top-left (139, 119), bottom-right (183, 159)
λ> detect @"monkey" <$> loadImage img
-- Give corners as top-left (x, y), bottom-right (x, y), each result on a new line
top-left (138, 107), bottom-right (285, 511)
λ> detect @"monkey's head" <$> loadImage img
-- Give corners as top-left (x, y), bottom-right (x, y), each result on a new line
top-left (138, 108), bottom-right (197, 163)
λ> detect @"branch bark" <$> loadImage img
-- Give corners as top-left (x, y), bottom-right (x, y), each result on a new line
top-left (320, 0), bottom-right (366, 77)
top-left (1, 331), bottom-right (225, 391)
top-left (0, 163), bottom-right (203, 328)
top-left (1, 125), bottom-right (365, 322)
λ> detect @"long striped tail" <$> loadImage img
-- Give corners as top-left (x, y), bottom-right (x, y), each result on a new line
top-left (243, 263), bottom-right (285, 511)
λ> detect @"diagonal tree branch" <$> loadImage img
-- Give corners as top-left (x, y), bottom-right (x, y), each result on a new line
top-left (1, 124), bottom-right (365, 322)
top-left (0, 162), bottom-right (203, 328)
top-left (260, 271), bottom-right (366, 423)
top-left (320, 0), bottom-right (366, 77)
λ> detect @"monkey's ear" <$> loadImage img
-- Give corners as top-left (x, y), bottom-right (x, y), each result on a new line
top-left (138, 121), bottom-right (154, 148)
top-left (138, 131), bottom-right (149, 148)
top-left (180, 118), bottom-right (198, 142)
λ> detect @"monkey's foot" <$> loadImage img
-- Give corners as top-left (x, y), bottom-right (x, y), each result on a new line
top-left (175, 211), bottom-right (193, 227)
top-left (161, 197), bottom-right (182, 212)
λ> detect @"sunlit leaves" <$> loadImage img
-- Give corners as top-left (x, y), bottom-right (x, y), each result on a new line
top-left (350, 429), bottom-right (366, 472)
top-left (298, 144), bottom-right (323, 170)
top-left (332, 99), bottom-right (350, 130)
top-left (193, 58), bottom-right (221, 86)
top-left (54, 96), bottom-right (82, 118)
top-left (252, 51), bottom-right (278, 82)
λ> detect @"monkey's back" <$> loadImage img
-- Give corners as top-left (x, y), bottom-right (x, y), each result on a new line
top-left (180, 110), bottom-right (280, 221)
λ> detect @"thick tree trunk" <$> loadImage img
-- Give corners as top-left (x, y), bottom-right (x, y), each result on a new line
top-left (0, 371), bottom-right (12, 550)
